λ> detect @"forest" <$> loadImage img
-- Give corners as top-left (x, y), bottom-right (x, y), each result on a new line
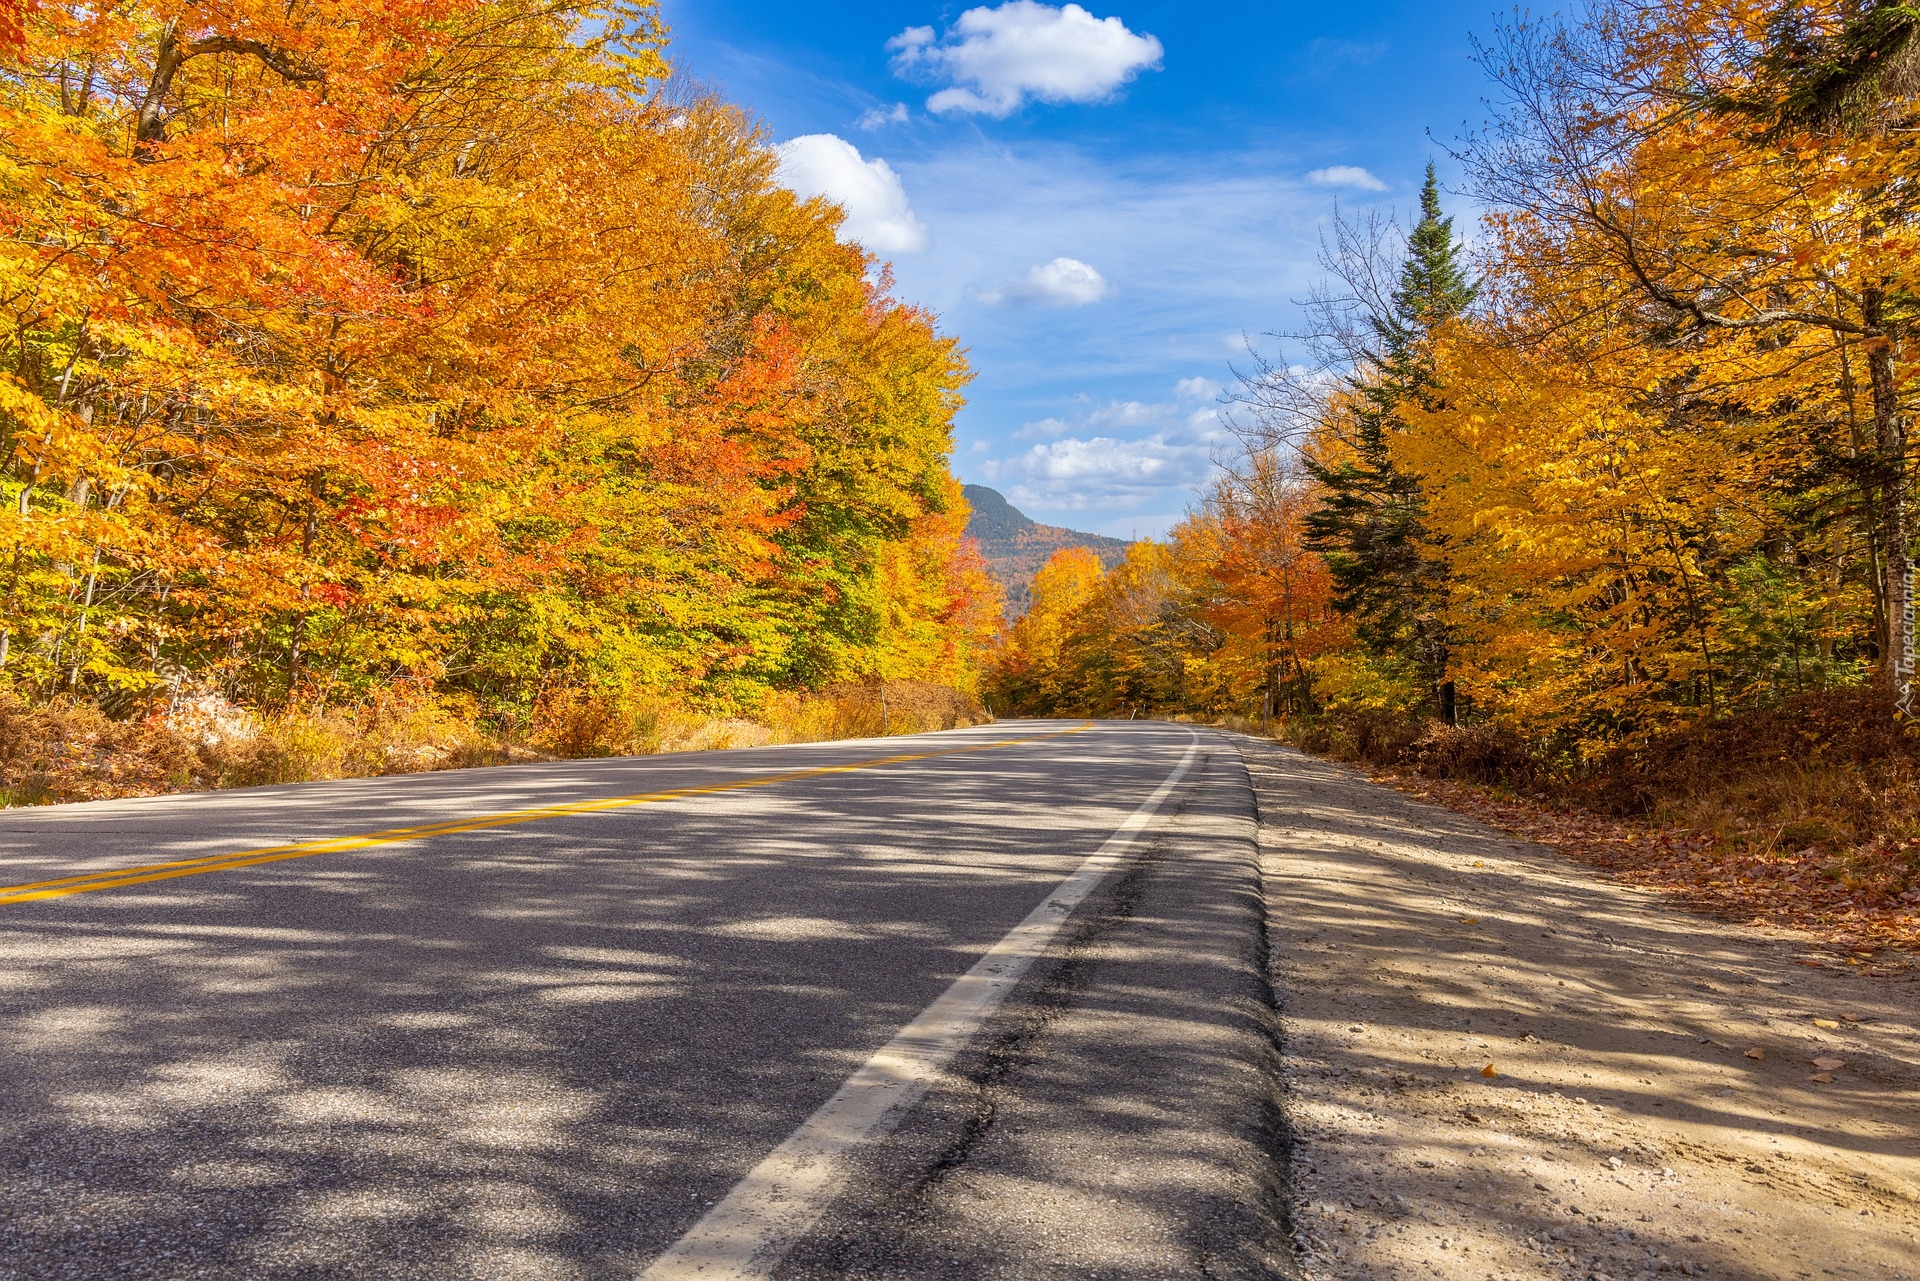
top-left (986, 0), bottom-right (1920, 946)
top-left (0, 1), bottom-right (1000, 795)
top-left (5, 0), bottom-right (1920, 953)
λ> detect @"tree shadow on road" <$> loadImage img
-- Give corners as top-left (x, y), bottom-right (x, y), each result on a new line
top-left (0, 723), bottom-right (1213, 1279)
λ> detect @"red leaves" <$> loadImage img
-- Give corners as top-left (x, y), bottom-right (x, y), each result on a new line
top-left (0, 0), bottom-right (28, 59)
top-left (1, 4), bottom-right (984, 716)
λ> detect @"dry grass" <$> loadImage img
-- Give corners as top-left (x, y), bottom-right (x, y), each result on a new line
top-left (0, 680), bottom-right (988, 808)
top-left (0, 688), bottom-right (510, 806)
top-left (529, 681), bottom-right (984, 759)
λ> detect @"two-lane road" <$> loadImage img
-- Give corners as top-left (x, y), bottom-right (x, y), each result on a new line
top-left (0, 720), bottom-right (1249, 1279)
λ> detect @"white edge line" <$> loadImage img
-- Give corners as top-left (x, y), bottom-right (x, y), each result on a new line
top-left (637, 727), bottom-right (1204, 1279)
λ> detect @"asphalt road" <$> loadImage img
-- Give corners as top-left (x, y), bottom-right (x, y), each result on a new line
top-left (0, 720), bottom-right (1288, 1280)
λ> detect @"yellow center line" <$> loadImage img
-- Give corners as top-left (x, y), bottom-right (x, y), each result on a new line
top-left (0, 724), bottom-right (1096, 907)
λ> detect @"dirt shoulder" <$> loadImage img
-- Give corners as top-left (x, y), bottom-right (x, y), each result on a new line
top-left (1363, 768), bottom-right (1920, 961)
top-left (1244, 737), bottom-right (1920, 1281)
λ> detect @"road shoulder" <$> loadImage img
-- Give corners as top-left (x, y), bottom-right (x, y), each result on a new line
top-left (1244, 737), bottom-right (1920, 1281)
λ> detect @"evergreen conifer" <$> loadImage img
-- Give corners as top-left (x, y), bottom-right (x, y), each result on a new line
top-left (1304, 163), bottom-right (1476, 708)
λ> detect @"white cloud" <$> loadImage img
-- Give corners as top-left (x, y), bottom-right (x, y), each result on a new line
top-left (889, 2), bottom-right (1163, 118)
top-left (1015, 398), bottom-right (1195, 438)
top-left (1307, 165), bottom-right (1389, 192)
top-left (988, 436), bottom-right (1198, 510)
top-left (975, 256), bottom-right (1112, 306)
top-left (984, 396), bottom-right (1227, 508)
top-left (774, 134), bottom-right (931, 254)
top-left (874, 141), bottom-right (1332, 329)
top-left (1087, 399), bottom-right (1159, 428)
top-left (1175, 376), bottom-right (1223, 402)
top-left (1015, 415), bottom-right (1074, 440)
top-left (857, 141), bottom-right (1347, 520)
top-left (856, 102), bottom-right (910, 130)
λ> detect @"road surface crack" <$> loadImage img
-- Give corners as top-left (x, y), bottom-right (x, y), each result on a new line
top-left (899, 752), bottom-right (1215, 1205)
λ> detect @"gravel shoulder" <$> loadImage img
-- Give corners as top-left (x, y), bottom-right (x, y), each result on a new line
top-left (1244, 737), bottom-right (1920, 1281)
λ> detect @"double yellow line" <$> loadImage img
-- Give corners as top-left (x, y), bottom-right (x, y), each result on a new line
top-left (0, 725), bottom-right (1092, 908)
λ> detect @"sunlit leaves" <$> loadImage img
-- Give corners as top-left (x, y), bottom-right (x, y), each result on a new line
top-left (0, 1), bottom-right (989, 724)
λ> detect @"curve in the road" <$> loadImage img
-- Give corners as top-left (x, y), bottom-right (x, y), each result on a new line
top-left (0, 720), bottom-right (1256, 1280)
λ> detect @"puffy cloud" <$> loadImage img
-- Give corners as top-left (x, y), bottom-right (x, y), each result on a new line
top-left (1307, 165), bottom-right (1388, 192)
top-left (857, 140), bottom-right (1351, 519)
top-left (856, 102), bottom-right (910, 130)
top-left (889, 2), bottom-right (1163, 118)
top-left (1086, 399), bottom-right (1162, 428)
top-left (975, 256), bottom-right (1112, 306)
top-left (774, 134), bottom-right (930, 254)
top-left (987, 436), bottom-right (1198, 510)
top-left (984, 396), bottom-right (1226, 509)
top-left (1174, 376), bottom-right (1223, 402)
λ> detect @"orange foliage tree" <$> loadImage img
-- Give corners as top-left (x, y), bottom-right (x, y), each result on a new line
top-left (0, 2), bottom-right (996, 735)
top-left (984, 451), bottom-right (1334, 721)
top-left (989, 0), bottom-right (1914, 754)
top-left (1183, 450), bottom-right (1336, 723)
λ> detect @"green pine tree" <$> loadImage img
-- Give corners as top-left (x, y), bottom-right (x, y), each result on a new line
top-left (1304, 163), bottom-right (1476, 705)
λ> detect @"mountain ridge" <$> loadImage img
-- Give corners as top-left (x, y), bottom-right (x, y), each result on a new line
top-left (960, 484), bottom-right (1130, 617)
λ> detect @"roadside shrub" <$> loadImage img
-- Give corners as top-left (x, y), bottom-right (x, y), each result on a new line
top-left (1409, 722), bottom-right (1539, 786)
top-left (1286, 710), bottom-right (1426, 766)
top-left (1, 678), bottom-right (988, 808)
top-left (0, 694), bottom-right (204, 804)
top-left (761, 681), bottom-right (985, 743)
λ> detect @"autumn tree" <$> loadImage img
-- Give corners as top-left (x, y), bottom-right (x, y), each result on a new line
top-left (988, 0), bottom-right (1915, 752)
top-left (985, 546), bottom-right (1104, 714)
top-left (1194, 450), bottom-right (1335, 724)
top-left (1464, 0), bottom-right (1920, 719)
top-left (1298, 165), bottom-right (1475, 717)
top-left (0, 1), bottom-right (993, 739)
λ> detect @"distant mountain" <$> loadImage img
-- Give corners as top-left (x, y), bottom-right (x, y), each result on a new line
top-left (961, 485), bottom-right (1130, 617)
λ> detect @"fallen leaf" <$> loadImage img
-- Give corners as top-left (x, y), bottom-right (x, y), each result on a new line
top-left (1813, 1018), bottom-right (1840, 1029)
top-left (1811, 1072), bottom-right (1834, 1084)
top-left (1480, 1063), bottom-right (1499, 1078)
top-left (1812, 1057), bottom-right (1846, 1071)
top-left (1460, 916), bottom-right (1481, 924)
top-left (1745, 1047), bottom-right (1766, 1060)
top-left (1841, 1013), bottom-right (1868, 1023)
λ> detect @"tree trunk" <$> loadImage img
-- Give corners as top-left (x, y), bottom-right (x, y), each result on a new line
top-left (1865, 289), bottom-right (1915, 716)
top-left (286, 490), bottom-right (321, 700)
top-left (135, 25), bottom-right (185, 150)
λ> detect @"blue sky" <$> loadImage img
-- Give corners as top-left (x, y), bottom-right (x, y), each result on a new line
top-left (659, 1), bottom-right (1504, 537)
